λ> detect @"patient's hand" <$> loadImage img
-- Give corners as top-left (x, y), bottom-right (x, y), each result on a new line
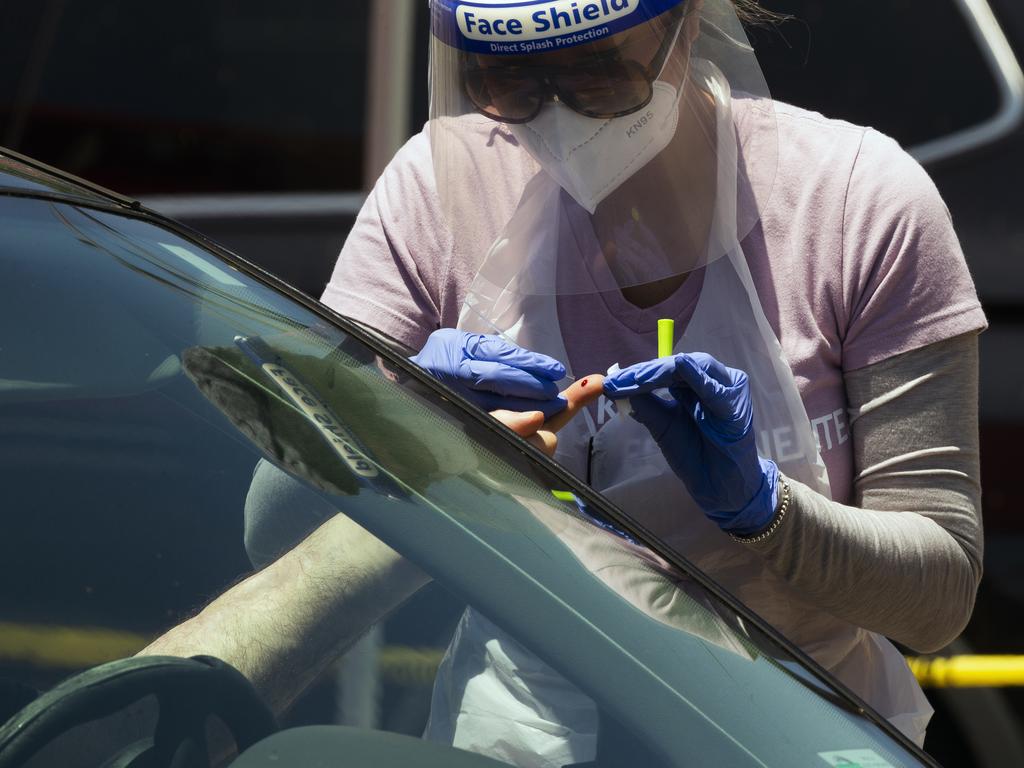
top-left (490, 374), bottom-right (605, 457)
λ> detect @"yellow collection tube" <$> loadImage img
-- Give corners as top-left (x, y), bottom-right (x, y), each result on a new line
top-left (658, 318), bottom-right (675, 358)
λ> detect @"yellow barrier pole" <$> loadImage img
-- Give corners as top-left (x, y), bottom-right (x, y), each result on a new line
top-left (907, 656), bottom-right (1024, 688)
top-left (0, 622), bottom-right (445, 684)
top-left (0, 622), bottom-right (147, 668)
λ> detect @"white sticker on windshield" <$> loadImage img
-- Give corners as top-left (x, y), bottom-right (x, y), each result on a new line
top-left (818, 750), bottom-right (897, 767)
top-left (159, 242), bottom-right (245, 286)
top-left (259, 361), bottom-right (380, 478)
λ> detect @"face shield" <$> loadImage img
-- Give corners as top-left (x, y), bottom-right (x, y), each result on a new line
top-left (428, 0), bottom-right (778, 298)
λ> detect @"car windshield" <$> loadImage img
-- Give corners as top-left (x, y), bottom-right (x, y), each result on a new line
top-left (0, 187), bottom-right (932, 767)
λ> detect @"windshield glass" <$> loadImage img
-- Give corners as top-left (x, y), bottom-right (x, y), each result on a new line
top-left (0, 193), bottom-right (929, 767)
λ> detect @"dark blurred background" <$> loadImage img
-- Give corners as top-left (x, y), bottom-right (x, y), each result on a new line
top-left (2, 1), bottom-right (1024, 765)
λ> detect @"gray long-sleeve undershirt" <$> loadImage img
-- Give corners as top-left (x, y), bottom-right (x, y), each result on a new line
top-left (748, 332), bottom-right (983, 653)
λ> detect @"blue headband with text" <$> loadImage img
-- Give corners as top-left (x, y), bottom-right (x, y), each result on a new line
top-left (432, 0), bottom-right (687, 56)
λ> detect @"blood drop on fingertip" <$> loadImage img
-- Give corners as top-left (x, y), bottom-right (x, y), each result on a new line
top-left (580, 378), bottom-right (589, 388)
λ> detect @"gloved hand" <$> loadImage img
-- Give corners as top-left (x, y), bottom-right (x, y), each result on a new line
top-left (410, 329), bottom-right (568, 419)
top-left (603, 352), bottom-right (779, 536)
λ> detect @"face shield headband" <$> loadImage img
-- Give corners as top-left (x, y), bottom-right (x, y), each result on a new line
top-left (431, 0), bottom-right (689, 55)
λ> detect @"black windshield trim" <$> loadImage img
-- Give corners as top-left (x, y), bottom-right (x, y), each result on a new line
top-left (0, 147), bottom-right (137, 208)
top-left (0, 188), bottom-right (134, 213)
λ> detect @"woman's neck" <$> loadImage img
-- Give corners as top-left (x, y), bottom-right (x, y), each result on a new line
top-left (619, 272), bottom-right (690, 309)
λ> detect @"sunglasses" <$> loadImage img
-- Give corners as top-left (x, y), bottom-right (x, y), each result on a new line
top-left (462, 5), bottom-right (690, 124)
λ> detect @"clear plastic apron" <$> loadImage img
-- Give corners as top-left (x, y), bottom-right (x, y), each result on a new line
top-left (425, 64), bottom-right (932, 761)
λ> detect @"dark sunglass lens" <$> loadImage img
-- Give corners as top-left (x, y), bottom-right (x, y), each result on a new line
top-left (555, 59), bottom-right (652, 117)
top-left (465, 68), bottom-right (542, 122)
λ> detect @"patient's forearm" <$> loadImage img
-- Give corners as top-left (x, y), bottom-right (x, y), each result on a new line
top-left (139, 513), bottom-right (430, 714)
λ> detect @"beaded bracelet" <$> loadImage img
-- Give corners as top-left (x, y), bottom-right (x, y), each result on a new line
top-left (729, 476), bottom-right (791, 544)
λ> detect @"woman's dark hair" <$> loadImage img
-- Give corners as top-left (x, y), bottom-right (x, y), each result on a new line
top-left (732, 0), bottom-right (786, 25)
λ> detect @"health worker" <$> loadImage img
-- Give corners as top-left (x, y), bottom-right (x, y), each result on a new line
top-left (321, 0), bottom-right (984, 759)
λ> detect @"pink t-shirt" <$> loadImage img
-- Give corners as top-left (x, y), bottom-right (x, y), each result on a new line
top-left (323, 101), bottom-right (986, 504)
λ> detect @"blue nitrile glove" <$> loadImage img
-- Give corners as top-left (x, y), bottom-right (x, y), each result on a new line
top-left (410, 329), bottom-right (568, 419)
top-left (603, 352), bottom-right (779, 536)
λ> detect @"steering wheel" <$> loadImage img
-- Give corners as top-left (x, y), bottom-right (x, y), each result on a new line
top-left (0, 655), bottom-right (277, 768)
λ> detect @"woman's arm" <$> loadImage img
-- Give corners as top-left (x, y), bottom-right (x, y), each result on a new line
top-left (749, 331), bottom-right (983, 652)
